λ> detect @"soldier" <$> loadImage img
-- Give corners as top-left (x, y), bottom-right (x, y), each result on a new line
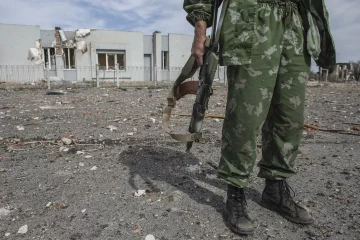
top-left (183, 0), bottom-right (335, 235)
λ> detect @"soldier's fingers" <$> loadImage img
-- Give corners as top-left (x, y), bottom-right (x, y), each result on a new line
top-left (195, 55), bottom-right (203, 66)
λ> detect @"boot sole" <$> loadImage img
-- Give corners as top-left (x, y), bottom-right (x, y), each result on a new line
top-left (260, 199), bottom-right (314, 225)
top-left (224, 206), bottom-right (254, 235)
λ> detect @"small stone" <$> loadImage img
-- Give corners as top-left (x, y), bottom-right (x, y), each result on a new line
top-left (79, 162), bottom-right (85, 167)
top-left (16, 126), bottom-right (25, 131)
top-left (145, 234), bottom-right (156, 240)
top-left (205, 198), bottom-right (211, 203)
top-left (127, 132), bottom-right (134, 136)
top-left (150, 118), bottom-right (156, 123)
top-left (0, 208), bottom-right (11, 216)
top-left (46, 202), bottom-right (53, 208)
top-left (81, 209), bottom-right (86, 213)
top-left (107, 125), bottom-right (117, 132)
top-left (90, 166), bottom-right (98, 171)
top-left (0, 168), bottom-right (7, 172)
top-left (84, 155), bottom-right (92, 159)
top-left (134, 190), bottom-right (146, 197)
top-left (61, 137), bottom-right (72, 145)
top-left (59, 146), bottom-right (69, 152)
top-left (17, 225), bottom-right (28, 234)
top-left (5, 233), bottom-right (11, 237)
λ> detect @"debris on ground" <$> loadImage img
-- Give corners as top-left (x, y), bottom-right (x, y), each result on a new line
top-left (0, 83), bottom-right (359, 239)
top-left (107, 125), bottom-right (118, 132)
top-left (46, 90), bottom-right (66, 95)
top-left (39, 105), bottom-right (75, 110)
top-left (17, 225), bottom-right (28, 234)
top-left (61, 137), bottom-right (73, 145)
top-left (16, 126), bottom-right (24, 131)
top-left (133, 190), bottom-right (146, 197)
top-left (145, 234), bottom-right (156, 240)
top-left (0, 207), bottom-right (11, 217)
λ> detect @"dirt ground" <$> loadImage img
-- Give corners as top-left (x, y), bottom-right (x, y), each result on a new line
top-left (0, 81), bottom-right (359, 240)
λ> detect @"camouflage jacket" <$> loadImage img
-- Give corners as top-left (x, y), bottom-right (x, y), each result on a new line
top-left (183, 0), bottom-right (336, 67)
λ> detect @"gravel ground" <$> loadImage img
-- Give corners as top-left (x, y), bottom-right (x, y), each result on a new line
top-left (0, 82), bottom-right (359, 240)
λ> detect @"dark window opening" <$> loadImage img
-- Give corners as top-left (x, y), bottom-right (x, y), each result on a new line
top-left (162, 51), bottom-right (169, 70)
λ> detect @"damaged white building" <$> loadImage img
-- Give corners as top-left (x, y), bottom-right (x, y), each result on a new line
top-left (0, 23), bottom-right (205, 83)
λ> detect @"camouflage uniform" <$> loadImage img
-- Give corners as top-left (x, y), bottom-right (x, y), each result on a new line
top-left (184, 0), bottom-right (316, 187)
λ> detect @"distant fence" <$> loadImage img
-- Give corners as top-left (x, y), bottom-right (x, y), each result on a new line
top-left (0, 65), bottom-right (228, 87)
top-left (0, 65), bottom-right (45, 83)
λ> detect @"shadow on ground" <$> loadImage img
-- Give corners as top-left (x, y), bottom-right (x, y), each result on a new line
top-left (118, 145), bottom-right (262, 212)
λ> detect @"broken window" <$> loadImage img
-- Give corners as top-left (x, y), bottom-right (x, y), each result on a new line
top-left (43, 48), bottom-right (56, 69)
top-left (98, 53), bottom-right (107, 69)
top-left (116, 54), bottom-right (125, 70)
top-left (96, 50), bottom-right (126, 70)
top-left (162, 51), bottom-right (169, 70)
top-left (108, 54), bottom-right (115, 70)
top-left (63, 48), bottom-right (75, 69)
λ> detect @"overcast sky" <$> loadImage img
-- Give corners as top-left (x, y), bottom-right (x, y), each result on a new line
top-left (0, 0), bottom-right (359, 64)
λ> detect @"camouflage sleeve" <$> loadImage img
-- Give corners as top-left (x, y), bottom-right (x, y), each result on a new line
top-left (183, 0), bottom-right (215, 27)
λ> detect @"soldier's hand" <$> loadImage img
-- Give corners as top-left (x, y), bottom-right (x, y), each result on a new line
top-left (192, 21), bottom-right (207, 67)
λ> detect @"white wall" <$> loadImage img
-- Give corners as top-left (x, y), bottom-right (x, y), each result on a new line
top-left (76, 29), bottom-right (144, 68)
top-left (0, 23), bottom-right (41, 65)
top-left (168, 34), bottom-right (193, 68)
top-left (143, 35), bottom-right (153, 54)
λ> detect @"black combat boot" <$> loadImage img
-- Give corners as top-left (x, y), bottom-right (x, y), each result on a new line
top-left (225, 185), bottom-right (254, 235)
top-left (261, 179), bottom-right (314, 225)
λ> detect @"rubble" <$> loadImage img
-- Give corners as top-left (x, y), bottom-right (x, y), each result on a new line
top-left (0, 84), bottom-right (358, 239)
top-left (0, 208), bottom-right (11, 217)
top-left (16, 126), bottom-right (24, 131)
top-left (107, 125), bottom-right (118, 132)
top-left (61, 137), bottom-right (72, 145)
top-left (39, 105), bottom-right (75, 110)
top-left (17, 225), bottom-right (28, 234)
top-left (134, 190), bottom-right (146, 197)
top-left (145, 234), bottom-right (156, 240)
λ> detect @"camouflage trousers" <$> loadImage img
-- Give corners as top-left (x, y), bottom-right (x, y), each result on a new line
top-left (217, 0), bottom-right (311, 188)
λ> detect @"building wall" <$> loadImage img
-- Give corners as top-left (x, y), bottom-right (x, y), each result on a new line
top-left (76, 29), bottom-right (144, 68)
top-left (0, 23), bottom-right (41, 65)
top-left (41, 30), bottom-right (55, 48)
top-left (0, 23), bottom-right (201, 83)
top-left (168, 34), bottom-right (193, 68)
top-left (162, 36), bottom-right (169, 52)
top-left (143, 35), bottom-right (153, 55)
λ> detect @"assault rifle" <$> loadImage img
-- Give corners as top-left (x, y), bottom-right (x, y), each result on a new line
top-left (162, 0), bottom-right (228, 152)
